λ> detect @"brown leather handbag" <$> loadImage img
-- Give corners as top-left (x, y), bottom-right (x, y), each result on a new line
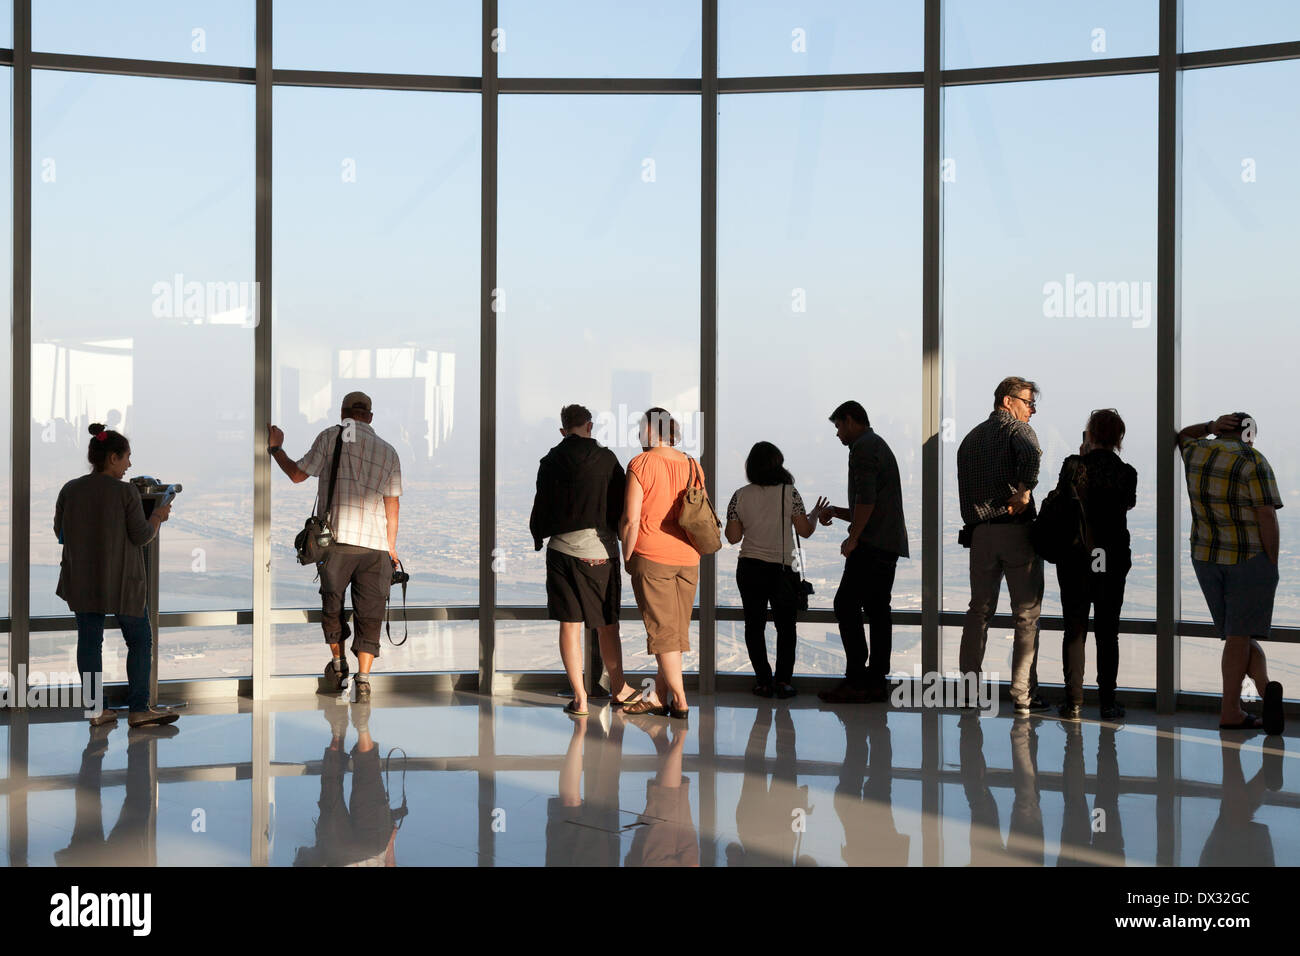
top-left (678, 455), bottom-right (722, 555)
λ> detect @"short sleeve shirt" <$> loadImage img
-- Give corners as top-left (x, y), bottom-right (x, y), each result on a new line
top-left (726, 484), bottom-right (806, 566)
top-left (1179, 436), bottom-right (1283, 564)
top-left (298, 420), bottom-right (402, 552)
top-left (846, 428), bottom-right (911, 558)
top-left (627, 449), bottom-right (701, 566)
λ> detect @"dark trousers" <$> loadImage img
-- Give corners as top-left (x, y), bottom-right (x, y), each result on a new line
top-left (735, 557), bottom-right (798, 684)
top-left (75, 610), bottom-right (152, 712)
top-left (833, 544), bottom-right (899, 688)
top-left (1056, 549), bottom-right (1130, 706)
top-left (320, 545), bottom-right (391, 658)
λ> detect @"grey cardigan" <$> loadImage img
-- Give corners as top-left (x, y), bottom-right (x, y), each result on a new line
top-left (54, 472), bottom-right (157, 617)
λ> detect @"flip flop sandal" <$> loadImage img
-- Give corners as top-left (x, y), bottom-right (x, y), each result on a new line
top-left (622, 698), bottom-right (669, 716)
top-left (1219, 713), bottom-right (1263, 730)
top-left (611, 689), bottom-right (643, 707)
top-left (563, 700), bottom-right (588, 717)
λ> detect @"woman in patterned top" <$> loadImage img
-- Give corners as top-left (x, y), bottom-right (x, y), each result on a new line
top-left (724, 442), bottom-right (828, 698)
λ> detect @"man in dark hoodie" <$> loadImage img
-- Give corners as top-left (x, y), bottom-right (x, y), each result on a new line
top-left (530, 404), bottom-right (641, 715)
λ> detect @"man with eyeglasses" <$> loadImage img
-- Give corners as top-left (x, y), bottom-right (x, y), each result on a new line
top-left (956, 376), bottom-right (1048, 716)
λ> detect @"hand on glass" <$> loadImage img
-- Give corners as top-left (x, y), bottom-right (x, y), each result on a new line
top-left (267, 424), bottom-right (284, 447)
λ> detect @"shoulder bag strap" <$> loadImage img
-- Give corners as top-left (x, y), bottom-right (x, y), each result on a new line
top-left (788, 485), bottom-right (807, 580)
top-left (322, 425), bottom-right (345, 528)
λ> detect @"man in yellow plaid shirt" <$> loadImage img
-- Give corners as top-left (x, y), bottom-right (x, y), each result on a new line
top-left (1178, 412), bottom-right (1284, 734)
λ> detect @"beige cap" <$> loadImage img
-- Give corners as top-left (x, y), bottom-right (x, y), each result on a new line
top-left (340, 391), bottom-right (372, 413)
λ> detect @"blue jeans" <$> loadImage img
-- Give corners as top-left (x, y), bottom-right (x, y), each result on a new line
top-left (75, 611), bottom-right (152, 712)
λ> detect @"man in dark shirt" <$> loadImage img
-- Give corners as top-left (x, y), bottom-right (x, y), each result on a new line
top-left (530, 404), bottom-right (639, 716)
top-left (956, 377), bottom-right (1047, 715)
top-left (818, 401), bottom-right (910, 703)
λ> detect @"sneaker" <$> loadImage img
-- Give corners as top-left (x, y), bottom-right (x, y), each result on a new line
top-left (1057, 702), bottom-right (1082, 721)
top-left (321, 658), bottom-right (350, 694)
top-left (1099, 701), bottom-right (1126, 721)
top-left (353, 677), bottom-right (371, 702)
top-left (88, 708), bottom-right (119, 727)
top-left (128, 707), bottom-right (179, 728)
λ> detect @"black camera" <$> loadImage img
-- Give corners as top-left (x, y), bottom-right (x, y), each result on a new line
top-left (392, 568), bottom-right (409, 586)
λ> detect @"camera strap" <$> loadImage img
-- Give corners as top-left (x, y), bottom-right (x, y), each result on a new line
top-left (386, 558), bottom-right (408, 646)
top-left (385, 746), bottom-right (409, 830)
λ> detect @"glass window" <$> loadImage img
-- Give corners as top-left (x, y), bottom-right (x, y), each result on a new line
top-left (1180, 637), bottom-right (1300, 699)
top-left (498, 0), bottom-right (700, 78)
top-left (720, 0), bottom-right (922, 77)
top-left (0, 67), bottom-right (10, 647)
top-left (495, 93), bottom-right (700, 620)
top-left (274, 0), bottom-right (481, 76)
top-left (943, 0), bottom-right (1157, 70)
top-left (715, 88), bottom-right (922, 676)
top-left (34, 0), bottom-right (254, 65)
top-left (1181, 60), bottom-right (1299, 636)
top-left (31, 72), bottom-right (254, 681)
top-left (1182, 0), bottom-right (1300, 52)
top-left (157, 624), bottom-right (251, 681)
top-left (941, 75), bottom-right (1159, 681)
top-left (273, 620), bottom-right (479, 676)
top-left (271, 85), bottom-right (481, 675)
top-left (494, 619), bottom-right (700, 676)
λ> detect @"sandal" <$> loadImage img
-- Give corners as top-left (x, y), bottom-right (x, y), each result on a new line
top-left (1219, 713), bottom-right (1263, 730)
top-left (611, 688), bottom-right (643, 708)
top-left (622, 698), bottom-right (669, 716)
top-left (669, 706), bottom-right (689, 721)
top-left (563, 699), bottom-right (588, 718)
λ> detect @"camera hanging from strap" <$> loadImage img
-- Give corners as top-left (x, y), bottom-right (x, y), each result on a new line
top-left (386, 558), bottom-right (409, 646)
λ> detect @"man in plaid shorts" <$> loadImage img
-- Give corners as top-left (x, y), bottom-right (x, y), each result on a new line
top-left (1178, 412), bottom-right (1284, 734)
top-left (269, 391), bottom-right (403, 700)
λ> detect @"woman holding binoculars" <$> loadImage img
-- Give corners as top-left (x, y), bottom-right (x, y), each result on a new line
top-left (54, 423), bottom-right (178, 729)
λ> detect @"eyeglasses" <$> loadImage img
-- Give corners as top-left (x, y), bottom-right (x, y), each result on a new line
top-left (1011, 394), bottom-right (1037, 412)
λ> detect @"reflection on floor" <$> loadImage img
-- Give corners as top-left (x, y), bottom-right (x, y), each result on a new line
top-left (0, 691), bottom-right (1294, 866)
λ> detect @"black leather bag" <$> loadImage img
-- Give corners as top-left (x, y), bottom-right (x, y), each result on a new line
top-left (779, 484), bottom-right (814, 611)
top-left (294, 426), bottom-right (345, 566)
top-left (1029, 458), bottom-right (1092, 564)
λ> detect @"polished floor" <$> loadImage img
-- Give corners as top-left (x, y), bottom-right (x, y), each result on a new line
top-left (0, 690), bottom-right (1294, 866)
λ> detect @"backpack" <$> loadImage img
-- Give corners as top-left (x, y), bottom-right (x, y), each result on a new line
top-left (1029, 458), bottom-right (1092, 564)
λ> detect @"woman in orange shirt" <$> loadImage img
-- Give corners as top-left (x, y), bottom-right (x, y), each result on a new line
top-left (621, 407), bottom-right (699, 720)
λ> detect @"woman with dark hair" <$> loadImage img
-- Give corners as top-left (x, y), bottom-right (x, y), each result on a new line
top-left (1056, 408), bottom-right (1137, 721)
top-left (621, 408), bottom-right (701, 720)
top-left (724, 442), bottom-right (827, 698)
top-left (54, 423), bottom-right (177, 728)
